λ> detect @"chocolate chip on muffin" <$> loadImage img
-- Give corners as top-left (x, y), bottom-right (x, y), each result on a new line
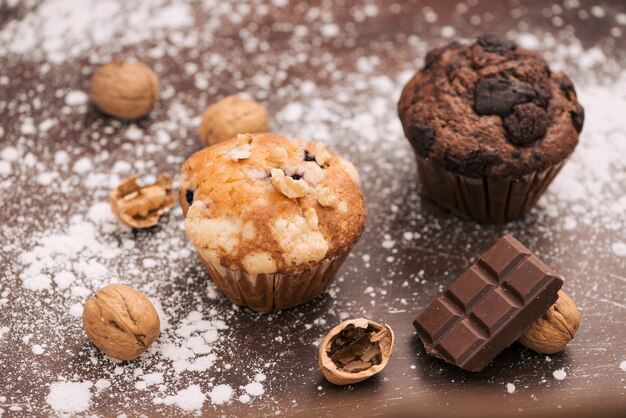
top-left (474, 77), bottom-right (537, 117)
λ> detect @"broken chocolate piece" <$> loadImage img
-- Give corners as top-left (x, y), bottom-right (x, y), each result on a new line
top-left (474, 77), bottom-right (536, 116)
top-left (413, 234), bottom-right (563, 372)
top-left (503, 102), bottom-right (551, 146)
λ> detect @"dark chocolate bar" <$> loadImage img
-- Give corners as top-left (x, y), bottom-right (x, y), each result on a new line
top-left (413, 234), bottom-right (563, 372)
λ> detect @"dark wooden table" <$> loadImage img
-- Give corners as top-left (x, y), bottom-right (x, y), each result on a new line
top-left (1, 1), bottom-right (625, 416)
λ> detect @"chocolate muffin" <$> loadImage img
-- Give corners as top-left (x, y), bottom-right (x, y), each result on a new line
top-left (179, 133), bottom-right (366, 312)
top-left (398, 34), bottom-right (584, 222)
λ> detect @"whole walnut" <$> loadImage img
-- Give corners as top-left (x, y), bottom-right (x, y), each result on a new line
top-left (519, 290), bottom-right (580, 354)
top-left (198, 95), bottom-right (269, 147)
top-left (91, 61), bottom-right (159, 120)
top-left (82, 284), bottom-right (160, 360)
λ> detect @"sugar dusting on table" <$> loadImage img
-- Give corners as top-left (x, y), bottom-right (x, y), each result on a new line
top-left (0, 0), bottom-right (625, 416)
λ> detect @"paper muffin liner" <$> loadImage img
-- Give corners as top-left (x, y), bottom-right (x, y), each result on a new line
top-left (197, 250), bottom-right (352, 313)
top-left (416, 156), bottom-right (566, 223)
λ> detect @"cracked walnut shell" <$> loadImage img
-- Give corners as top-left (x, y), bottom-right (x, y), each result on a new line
top-left (91, 61), bottom-right (159, 120)
top-left (198, 95), bottom-right (269, 147)
top-left (109, 173), bottom-right (175, 229)
top-left (319, 318), bottom-right (394, 385)
top-left (519, 290), bottom-right (581, 354)
top-left (82, 284), bottom-right (160, 361)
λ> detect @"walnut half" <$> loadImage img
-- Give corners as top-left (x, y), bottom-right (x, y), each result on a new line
top-left (109, 173), bottom-right (175, 229)
top-left (319, 318), bottom-right (394, 385)
top-left (518, 290), bottom-right (581, 354)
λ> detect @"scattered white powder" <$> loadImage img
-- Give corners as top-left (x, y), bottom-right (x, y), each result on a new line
top-left (0, 160), bottom-right (11, 177)
top-left (73, 157), bottom-right (93, 174)
top-left (69, 302), bottom-right (84, 318)
top-left (506, 383), bottom-right (516, 394)
top-left (1, 146), bottom-right (19, 162)
top-left (140, 373), bottom-right (163, 388)
top-left (278, 102), bottom-right (304, 122)
top-left (157, 384), bottom-right (205, 411)
top-left (22, 274), bottom-right (52, 291)
top-left (54, 150), bottom-right (69, 165)
top-left (620, 361), bottom-right (626, 372)
top-left (381, 239), bottom-right (395, 249)
top-left (553, 369), bottom-right (567, 380)
top-left (0, 327), bottom-right (9, 340)
top-left (20, 118), bottom-right (36, 135)
top-left (65, 90), bottom-right (88, 106)
top-left (142, 258), bottom-right (157, 269)
top-left (611, 242), bottom-right (626, 257)
top-left (244, 382), bottom-right (264, 397)
top-left (53, 271), bottom-right (76, 289)
top-left (95, 379), bottom-right (111, 391)
top-left (39, 119), bottom-right (56, 132)
top-left (320, 23), bottom-right (339, 38)
top-left (46, 381), bottom-right (92, 414)
top-left (0, 0), bottom-right (194, 63)
top-left (209, 384), bottom-right (234, 405)
top-left (32, 344), bottom-right (45, 355)
top-left (440, 26), bottom-right (456, 38)
top-left (125, 125), bottom-right (143, 141)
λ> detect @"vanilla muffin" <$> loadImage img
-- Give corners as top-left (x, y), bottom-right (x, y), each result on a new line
top-left (179, 133), bottom-right (366, 312)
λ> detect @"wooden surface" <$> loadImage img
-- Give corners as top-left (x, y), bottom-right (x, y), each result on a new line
top-left (1, 0), bottom-right (625, 416)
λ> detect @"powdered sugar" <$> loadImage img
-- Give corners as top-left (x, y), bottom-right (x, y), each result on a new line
top-left (612, 242), bottom-right (626, 257)
top-left (244, 381), bottom-right (264, 397)
top-left (157, 384), bottom-right (206, 412)
top-left (209, 384), bottom-right (234, 405)
top-left (65, 91), bottom-right (89, 106)
top-left (46, 381), bottom-right (92, 414)
top-left (0, 0), bottom-right (194, 64)
top-left (553, 369), bottom-right (568, 380)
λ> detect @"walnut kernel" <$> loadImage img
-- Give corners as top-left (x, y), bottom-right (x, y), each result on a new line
top-left (91, 61), bottom-right (159, 120)
top-left (199, 96), bottom-right (268, 147)
top-left (268, 147), bottom-right (288, 165)
top-left (270, 168), bottom-right (310, 199)
top-left (317, 186), bottom-right (338, 207)
top-left (109, 173), bottom-right (175, 229)
top-left (82, 284), bottom-right (160, 361)
top-left (314, 142), bottom-right (332, 166)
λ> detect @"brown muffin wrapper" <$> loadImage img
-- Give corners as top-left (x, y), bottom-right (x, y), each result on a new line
top-left (416, 156), bottom-right (566, 223)
top-left (197, 250), bottom-right (351, 313)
